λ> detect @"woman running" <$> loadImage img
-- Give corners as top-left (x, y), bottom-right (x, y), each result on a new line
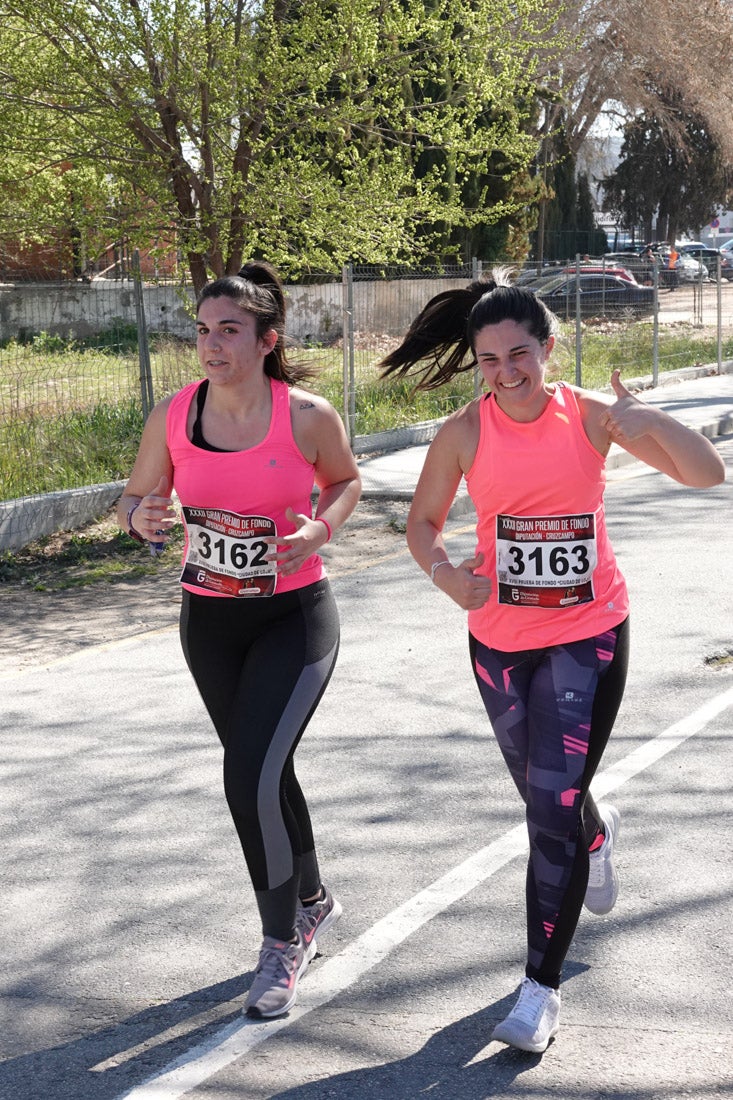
top-left (118, 261), bottom-right (361, 1019)
top-left (381, 271), bottom-right (724, 1053)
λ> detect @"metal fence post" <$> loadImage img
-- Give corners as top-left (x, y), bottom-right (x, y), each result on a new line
top-left (693, 265), bottom-right (704, 327)
top-left (652, 262), bottom-right (659, 386)
top-left (574, 255), bottom-right (582, 386)
top-left (713, 255), bottom-right (717, 371)
top-left (472, 257), bottom-right (482, 397)
top-left (132, 250), bottom-right (154, 420)
top-left (341, 263), bottom-right (355, 444)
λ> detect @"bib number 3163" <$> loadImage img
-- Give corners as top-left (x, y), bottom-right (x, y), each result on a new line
top-left (496, 512), bottom-right (597, 608)
top-left (181, 507), bottom-right (277, 597)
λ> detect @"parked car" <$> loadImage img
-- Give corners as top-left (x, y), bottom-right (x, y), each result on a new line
top-left (649, 246), bottom-right (708, 284)
top-left (609, 246), bottom-right (706, 286)
top-left (678, 244), bottom-right (733, 280)
top-left (666, 250), bottom-right (707, 283)
top-left (518, 263), bottom-right (639, 289)
top-left (562, 264), bottom-right (639, 284)
top-left (533, 274), bottom-right (655, 318)
top-left (514, 265), bottom-right (566, 286)
top-left (604, 252), bottom-right (649, 280)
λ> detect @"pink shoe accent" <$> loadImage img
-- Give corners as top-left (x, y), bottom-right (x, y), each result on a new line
top-left (588, 830), bottom-right (604, 852)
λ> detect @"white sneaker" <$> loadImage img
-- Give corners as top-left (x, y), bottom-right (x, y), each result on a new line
top-left (584, 803), bottom-right (620, 915)
top-left (491, 977), bottom-right (561, 1053)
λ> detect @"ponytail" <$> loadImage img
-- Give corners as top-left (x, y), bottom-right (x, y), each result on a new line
top-left (380, 278), bottom-right (492, 390)
top-left (380, 269), bottom-right (557, 390)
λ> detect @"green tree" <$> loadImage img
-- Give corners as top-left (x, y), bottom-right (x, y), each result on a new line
top-left (0, 28), bottom-right (120, 275)
top-left (542, 138), bottom-right (577, 261)
top-left (395, 1), bottom-right (562, 265)
top-left (603, 95), bottom-right (733, 245)
top-left (0, 0), bottom-right (564, 290)
top-left (533, 120), bottom-right (608, 262)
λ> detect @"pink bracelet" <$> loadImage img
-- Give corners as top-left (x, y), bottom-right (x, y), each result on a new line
top-left (316, 517), bottom-right (332, 542)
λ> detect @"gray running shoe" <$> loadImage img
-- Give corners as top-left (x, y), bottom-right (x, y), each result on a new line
top-left (492, 978), bottom-right (561, 1053)
top-left (244, 933), bottom-right (308, 1019)
top-left (584, 803), bottom-right (620, 915)
top-left (296, 884), bottom-right (343, 962)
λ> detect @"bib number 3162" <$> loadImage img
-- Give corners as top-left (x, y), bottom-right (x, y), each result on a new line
top-left (181, 507), bottom-right (277, 597)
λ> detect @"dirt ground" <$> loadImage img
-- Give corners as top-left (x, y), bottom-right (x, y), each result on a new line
top-left (0, 500), bottom-right (413, 677)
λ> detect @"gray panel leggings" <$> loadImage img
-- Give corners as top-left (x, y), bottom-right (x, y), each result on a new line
top-left (180, 579), bottom-right (340, 940)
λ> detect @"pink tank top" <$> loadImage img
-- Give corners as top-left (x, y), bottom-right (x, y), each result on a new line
top-left (465, 382), bottom-right (628, 651)
top-left (166, 377), bottom-right (324, 597)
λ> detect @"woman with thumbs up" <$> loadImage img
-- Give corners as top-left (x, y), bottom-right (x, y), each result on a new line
top-left (118, 260), bottom-right (360, 1020)
top-left (380, 271), bottom-right (724, 1054)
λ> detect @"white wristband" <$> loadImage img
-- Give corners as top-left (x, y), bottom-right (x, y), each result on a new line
top-left (430, 559), bottom-right (451, 583)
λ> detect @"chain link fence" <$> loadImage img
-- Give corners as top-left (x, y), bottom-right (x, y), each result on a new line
top-left (2, 253), bottom-right (732, 550)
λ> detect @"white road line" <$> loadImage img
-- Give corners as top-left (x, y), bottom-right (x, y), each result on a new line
top-left (591, 685), bottom-right (733, 799)
top-left (116, 683), bottom-right (733, 1100)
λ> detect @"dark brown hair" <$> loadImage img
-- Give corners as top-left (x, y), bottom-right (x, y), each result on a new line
top-left (380, 270), bottom-right (558, 390)
top-left (196, 260), bottom-right (311, 384)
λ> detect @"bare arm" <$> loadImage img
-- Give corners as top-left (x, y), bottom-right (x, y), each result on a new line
top-left (580, 371), bottom-right (726, 487)
top-left (274, 393), bottom-right (362, 576)
top-left (406, 412), bottom-right (492, 611)
top-left (310, 401), bottom-right (362, 532)
top-left (116, 399), bottom-right (176, 545)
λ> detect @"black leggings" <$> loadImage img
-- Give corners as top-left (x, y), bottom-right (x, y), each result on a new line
top-left (470, 618), bottom-right (629, 988)
top-left (180, 579), bottom-right (340, 941)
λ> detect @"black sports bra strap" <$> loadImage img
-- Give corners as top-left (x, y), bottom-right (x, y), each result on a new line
top-left (191, 379), bottom-right (232, 453)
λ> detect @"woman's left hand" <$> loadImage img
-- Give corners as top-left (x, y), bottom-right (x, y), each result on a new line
top-left (599, 369), bottom-right (654, 444)
top-left (269, 507), bottom-right (330, 576)
top-left (592, 369), bottom-right (725, 486)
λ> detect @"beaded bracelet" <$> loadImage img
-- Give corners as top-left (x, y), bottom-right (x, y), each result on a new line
top-left (126, 503), bottom-right (145, 544)
top-left (127, 501), bottom-right (165, 557)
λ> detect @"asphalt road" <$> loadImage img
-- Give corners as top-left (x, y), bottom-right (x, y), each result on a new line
top-left (2, 439), bottom-right (732, 1100)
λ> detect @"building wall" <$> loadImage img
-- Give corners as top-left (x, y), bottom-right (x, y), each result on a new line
top-left (0, 237), bottom-right (179, 282)
top-left (0, 277), bottom-right (462, 344)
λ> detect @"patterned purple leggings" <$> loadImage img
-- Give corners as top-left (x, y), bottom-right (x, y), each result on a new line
top-left (470, 618), bottom-right (629, 989)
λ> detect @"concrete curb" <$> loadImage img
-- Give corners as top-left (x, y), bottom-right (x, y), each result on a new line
top-left (616, 358), bottom-right (733, 391)
top-left (0, 482), bottom-right (125, 553)
top-left (354, 417), bottom-right (449, 456)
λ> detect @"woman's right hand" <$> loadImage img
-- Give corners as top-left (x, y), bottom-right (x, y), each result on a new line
top-left (434, 552), bottom-right (493, 610)
top-left (130, 477), bottom-right (176, 543)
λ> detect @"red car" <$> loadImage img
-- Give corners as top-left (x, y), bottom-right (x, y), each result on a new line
top-left (563, 264), bottom-right (639, 284)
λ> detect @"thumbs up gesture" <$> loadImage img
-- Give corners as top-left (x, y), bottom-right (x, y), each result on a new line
top-left (433, 551), bottom-right (493, 610)
top-left (610, 369), bottom-right (633, 403)
top-left (599, 369), bottom-right (653, 444)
